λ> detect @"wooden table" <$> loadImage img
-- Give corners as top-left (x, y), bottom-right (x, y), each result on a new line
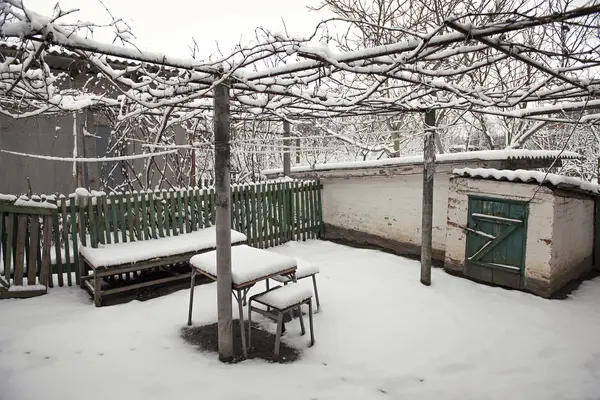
top-left (187, 245), bottom-right (297, 358)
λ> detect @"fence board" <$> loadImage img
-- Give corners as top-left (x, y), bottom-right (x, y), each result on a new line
top-left (40, 216), bottom-right (52, 286)
top-left (127, 193), bottom-right (135, 242)
top-left (119, 192), bottom-right (128, 243)
top-left (69, 196), bottom-right (79, 284)
top-left (88, 195), bottom-right (97, 248)
top-left (155, 191), bottom-right (165, 238)
top-left (5, 212), bottom-right (15, 283)
top-left (14, 215), bottom-right (27, 286)
top-left (176, 190), bottom-right (184, 234)
top-left (210, 187), bottom-right (216, 225)
top-left (52, 211), bottom-right (64, 286)
top-left (190, 188), bottom-right (198, 232)
top-left (60, 198), bottom-right (73, 286)
top-left (28, 216), bottom-right (40, 285)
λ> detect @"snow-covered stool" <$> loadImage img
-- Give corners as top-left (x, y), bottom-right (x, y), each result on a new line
top-left (267, 258), bottom-right (321, 312)
top-left (248, 283), bottom-right (315, 359)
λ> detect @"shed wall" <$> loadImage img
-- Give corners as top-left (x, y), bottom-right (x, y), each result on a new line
top-left (550, 194), bottom-right (594, 292)
top-left (295, 160), bottom-right (506, 260)
top-left (444, 177), bottom-right (556, 296)
top-left (321, 173), bottom-right (450, 259)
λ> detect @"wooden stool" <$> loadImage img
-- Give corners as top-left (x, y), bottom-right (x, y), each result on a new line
top-left (248, 283), bottom-right (315, 359)
top-left (268, 258), bottom-right (321, 312)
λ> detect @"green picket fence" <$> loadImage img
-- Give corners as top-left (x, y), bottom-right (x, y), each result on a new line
top-left (0, 179), bottom-right (323, 289)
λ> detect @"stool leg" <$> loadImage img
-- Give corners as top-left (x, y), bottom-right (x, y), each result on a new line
top-left (266, 280), bottom-right (270, 312)
top-left (308, 299), bottom-right (315, 346)
top-left (312, 275), bottom-right (320, 313)
top-left (187, 270), bottom-right (196, 326)
top-left (274, 312), bottom-right (284, 360)
top-left (297, 305), bottom-right (306, 335)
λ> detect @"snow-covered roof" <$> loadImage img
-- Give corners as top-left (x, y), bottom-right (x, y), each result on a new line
top-left (453, 168), bottom-right (600, 195)
top-left (261, 150), bottom-right (582, 175)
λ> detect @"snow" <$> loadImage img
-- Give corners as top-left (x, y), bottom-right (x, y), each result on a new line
top-left (79, 228), bottom-right (247, 268)
top-left (1, 149), bottom-right (178, 162)
top-left (454, 168), bottom-right (600, 195)
top-left (252, 284), bottom-right (313, 309)
top-left (8, 284), bottom-right (46, 292)
top-left (1, 240), bottom-right (599, 400)
top-left (271, 257), bottom-right (320, 282)
top-left (261, 150), bottom-right (582, 175)
top-left (74, 187), bottom-right (91, 198)
top-left (190, 245), bottom-right (297, 286)
top-left (0, 193), bottom-right (17, 202)
top-left (14, 197), bottom-right (57, 209)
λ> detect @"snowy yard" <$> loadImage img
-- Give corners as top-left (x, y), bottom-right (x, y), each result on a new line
top-left (1, 240), bottom-right (599, 400)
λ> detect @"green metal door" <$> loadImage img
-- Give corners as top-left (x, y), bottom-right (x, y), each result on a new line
top-left (464, 196), bottom-right (528, 289)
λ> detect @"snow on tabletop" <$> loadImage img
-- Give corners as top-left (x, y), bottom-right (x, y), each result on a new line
top-left (253, 284), bottom-right (313, 309)
top-left (189, 245), bottom-right (297, 285)
top-left (0, 193), bottom-right (17, 202)
top-left (79, 227), bottom-right (247, 268)
top-left (272, 257), bottom-right (320, 282)
top-left (260, 149), bottom-right (582, 175)
top-left (454, 168), bottom-right (600, 194)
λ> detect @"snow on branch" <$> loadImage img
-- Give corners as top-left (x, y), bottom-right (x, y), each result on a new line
top-left (1, 149), bottom-right (178, 162)
top-left (0, 0), bottom-right (599, 126)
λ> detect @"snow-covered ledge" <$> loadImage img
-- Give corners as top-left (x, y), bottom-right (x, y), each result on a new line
top-left (261, 149), bottom-right (582, 178)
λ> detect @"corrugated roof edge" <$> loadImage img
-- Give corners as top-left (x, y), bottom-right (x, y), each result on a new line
top-left (453, 167), bottom-right (600, 196)
top-left (261, 149), bottom-right (583, 176)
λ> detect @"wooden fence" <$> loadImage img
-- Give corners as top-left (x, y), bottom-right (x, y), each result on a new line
top-left (0, 198), bottom-right (56, 297)
top-left (0, 179), bottom-right (323, 291)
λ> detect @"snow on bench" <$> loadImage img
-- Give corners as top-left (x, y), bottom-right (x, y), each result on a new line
top-left (252, 283), bottom-right (313, 310)
top-left (271, 258), bottom-right (319, 282)
top-left (190, 244), bottom-right (297, 286)
top-left (80, 227), bottom-right (247, 268)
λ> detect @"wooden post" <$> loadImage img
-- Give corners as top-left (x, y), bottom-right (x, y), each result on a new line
top-left (296, 137), bottom-right (301, 164)
top-left (283, 120), bottom-right (291, 176)
top-left (421, 109), bottom-right (436, 286)
top-left (214, 80), bottom-right (234, 362)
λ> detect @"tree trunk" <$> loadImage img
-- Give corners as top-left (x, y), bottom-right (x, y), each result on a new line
top-left (214, 81), bottom-right (233, 362)
top-left (421, 109), bottom-right (436, 286)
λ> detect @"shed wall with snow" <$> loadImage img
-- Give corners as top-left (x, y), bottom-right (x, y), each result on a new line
top-left (444, 175), bottom-right (596, 298)
top-left (262, 150), bottom-right (579, 262)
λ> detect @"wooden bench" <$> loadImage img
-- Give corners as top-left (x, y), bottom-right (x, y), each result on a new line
top-left (248, 283), bottom-right (315, 359)
top-left (79, 226), bottom-right (247, 306)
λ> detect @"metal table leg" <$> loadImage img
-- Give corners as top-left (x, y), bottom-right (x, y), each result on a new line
top-left (187, 269), bottom-right (196, 326)
top-left (234, 288), bottom-right (248, 358)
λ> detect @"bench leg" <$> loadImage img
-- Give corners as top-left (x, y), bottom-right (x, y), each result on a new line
top-left (274, 312), bottom-right (284, 360)
top-left (312, 275), bottom-right (320, 313)
top-left (93, 273), bottom-right (102, 307)
top-left (308, 299), bottom-right (315, 346)
top-left (187, 270), bottom-right (196, 326)
top-left (79, 258), bottom-right (87, 289)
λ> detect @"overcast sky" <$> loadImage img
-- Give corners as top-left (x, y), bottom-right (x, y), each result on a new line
top-left (24, 0), bottom-right (334, 60)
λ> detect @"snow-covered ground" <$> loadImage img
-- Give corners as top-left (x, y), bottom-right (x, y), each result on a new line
top-left (1, 240), bottom-right (599, 400)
